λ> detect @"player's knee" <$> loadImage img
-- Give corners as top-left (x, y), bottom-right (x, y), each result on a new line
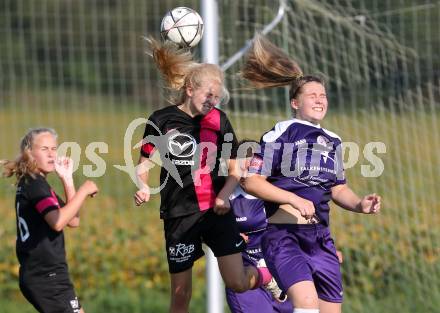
top-left (171, 286), bottom-right (192, 306)
top-left (224, 278), bottom-right (248, 293)
top-left (294, 294), bottom-right (319, 309)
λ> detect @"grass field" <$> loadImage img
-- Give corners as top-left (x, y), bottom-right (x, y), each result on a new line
top-left (1, 96), bottom-right (439, 312)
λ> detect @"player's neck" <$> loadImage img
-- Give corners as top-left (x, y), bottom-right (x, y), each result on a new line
top-left (177, 102), bottom-right (199, 118)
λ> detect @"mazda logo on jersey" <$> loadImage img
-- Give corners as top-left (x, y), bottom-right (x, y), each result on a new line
top-left (167, 133), bottom-right (197, 158)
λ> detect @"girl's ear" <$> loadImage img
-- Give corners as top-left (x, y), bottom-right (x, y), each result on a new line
top-left (290, 98), bottom-right (299, 110)
top-left (186, 84), bottom-right (193, 98)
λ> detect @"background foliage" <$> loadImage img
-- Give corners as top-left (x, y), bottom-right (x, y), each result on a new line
top-left (1, 0), bottom-right (439, 312)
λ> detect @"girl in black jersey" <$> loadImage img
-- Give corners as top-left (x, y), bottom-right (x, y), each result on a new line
top-left (133, 38), bottom-right (273, 313)
top-left (1, 128), bottom-right (98, 313)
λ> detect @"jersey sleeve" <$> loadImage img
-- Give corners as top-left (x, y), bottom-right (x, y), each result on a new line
top-left (26, 177), bottom-right (60, 216)
top-left (248, 129), bottom-right (287, 177)
top-left (140, 114), bottom-right (161, 158)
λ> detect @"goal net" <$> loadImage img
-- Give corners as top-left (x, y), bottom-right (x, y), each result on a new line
top-left (1, 1), bottom-right (439, 312)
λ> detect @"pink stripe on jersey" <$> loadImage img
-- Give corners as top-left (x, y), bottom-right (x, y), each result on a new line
top-left (142, 143), bottom-right (156, 157)
top-left (195, 109), bottom-right (220, 211)
top-left (35, 190), bottom-right (60, 214)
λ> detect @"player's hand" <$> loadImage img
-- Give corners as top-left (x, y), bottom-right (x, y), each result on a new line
top-left (79, 180), bottom-right (99, 198)
top-left (289, 195), bottom-right (315, 219)
top-left (358, 193), bottom-right (381, 214)
top-left (240, 233), bottom-right (249, 244)
top-left (336, 250), bottom-right (343, 264)
top-left (213, 196), bottom-right (230, 215)
top-left (55, 156), bottom-right (74, 180)
top-left (134, 187), bottom-right (150, 206)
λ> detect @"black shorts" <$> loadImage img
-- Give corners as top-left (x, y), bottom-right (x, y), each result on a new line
top-left (164, 209), bottom-right (245, 273)
top-left (19, 270), bottom-right (81, 313)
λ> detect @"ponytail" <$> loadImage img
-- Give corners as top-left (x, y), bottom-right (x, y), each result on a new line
top-left (241, 34), bottom-right (324, 100)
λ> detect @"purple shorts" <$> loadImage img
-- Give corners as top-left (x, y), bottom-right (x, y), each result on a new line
top-left (262, 223), bottom-right (343, 303)
top-left (226, 286), bottom-right (293, 313)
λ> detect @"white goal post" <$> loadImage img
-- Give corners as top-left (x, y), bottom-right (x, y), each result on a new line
top-left (201, 1), bottom-right (288, 312)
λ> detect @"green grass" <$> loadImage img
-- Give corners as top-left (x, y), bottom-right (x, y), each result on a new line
top-left (1, 93), bottom-right (440, 313)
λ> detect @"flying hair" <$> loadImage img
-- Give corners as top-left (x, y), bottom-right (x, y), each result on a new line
top-left (146, 37), bottom-right (228, 105)
top-left (241, 34), bottom-right (324, 100)
top-left (145, 36), bottom-right (197, 90)
top-left (241, 34), bottom-right (303, 89)
top-left (1, 128), bottom-right (58, 181)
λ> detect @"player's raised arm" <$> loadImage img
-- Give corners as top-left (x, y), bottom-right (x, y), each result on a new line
top-left (55, 156), bottom-right (79, 227)
top-left (44, 180), bottom-right (98, 232)
top-left (214, 158), bottom-right (239, 215)
top-left (1, 127), bottom-right (92, 313)
top-left (134, 155), bottom-right (152, 206)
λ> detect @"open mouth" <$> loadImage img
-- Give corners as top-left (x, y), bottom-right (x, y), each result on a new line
top-left (312, 107), bottom-right (324, 112)
top-left (203, 104), bottom-right (214, 111)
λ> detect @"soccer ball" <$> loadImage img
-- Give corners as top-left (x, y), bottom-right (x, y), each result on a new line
top-left (160, 7), bottom-right (204, 48)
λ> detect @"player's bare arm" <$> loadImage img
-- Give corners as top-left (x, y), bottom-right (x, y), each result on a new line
top-left (331, 184), bottom-right (381, 214)
top-left (244, 174), bottom-right (315, 219)
top-left (44, 180), bottom-right (98, 232)
top-left (134, 155), bottom-right (152, 206)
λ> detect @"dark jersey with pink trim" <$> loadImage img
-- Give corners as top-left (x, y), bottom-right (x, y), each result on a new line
top-left (141, 105), bottom-right (238, 219)
top-left (15, 175), bottom-right (68, 278)
top-left (248, 118), bottom-right (346, 226)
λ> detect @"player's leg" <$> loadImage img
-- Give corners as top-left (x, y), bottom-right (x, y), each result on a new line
top-left (261, 224), bottom-right (321, 311)
top-left (313, 227), bottom-right (343, 313)
top-left (169, 269), bottom-right (193, 313)
top-left (163, 212), bottom-right (205, 313)
top-left (226, 285), bottom-right (274, 313)
top-left (287, 281), bottom-right (320, 309)
top-left (52, 279), bottom-right (82, 313)
top-left (319, 299), bottom-right (341, 313)
top-left (19, 281), bottom-right (45, 312)
top-left (202, 210), bottom-right (271, 291)
top-left (19, 277), bottom-right (83, 313)
top-left (217, 253), bottom-right (267, 291)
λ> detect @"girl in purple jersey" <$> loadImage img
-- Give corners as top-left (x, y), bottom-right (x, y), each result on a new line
top-left (241, 36), bottom-right (381, 313)
top-left (1, 128), bottom-right (98, 313)
top-left (133, 38), bottom-right (273, 313)
top-left (226, 140), bottom-right (292, 313)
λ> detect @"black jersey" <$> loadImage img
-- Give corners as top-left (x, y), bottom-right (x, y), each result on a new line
top-left (141, 105), bottom-right (238, 219)
top-left (15, 174), bottom-right (68, 279)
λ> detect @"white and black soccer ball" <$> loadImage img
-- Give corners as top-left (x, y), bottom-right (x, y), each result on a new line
top-left (160, 7), bottom-right (204, 48)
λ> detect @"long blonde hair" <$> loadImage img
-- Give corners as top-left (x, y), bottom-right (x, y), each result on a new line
top-left (1, 128), bottom-right (58, 181)
top-left (241, 34), bottom-right (324, 100)
top-left (146, 37), bottom-right (228, 104)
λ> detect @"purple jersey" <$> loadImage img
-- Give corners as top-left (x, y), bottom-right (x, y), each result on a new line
top-left (227, 187), bottom-right (293, 313)
top-left (248, 118), bottom-right (346, 226)
top-left (229, 186), bottom-right (267, 263)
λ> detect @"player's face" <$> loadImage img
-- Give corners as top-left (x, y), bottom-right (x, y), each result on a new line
top-left (187, 79), bottom-right (222, 116)
top-left (31, 132), bottom-right (58, 175)
top-left (291, 82), bottom-right (328, 124)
